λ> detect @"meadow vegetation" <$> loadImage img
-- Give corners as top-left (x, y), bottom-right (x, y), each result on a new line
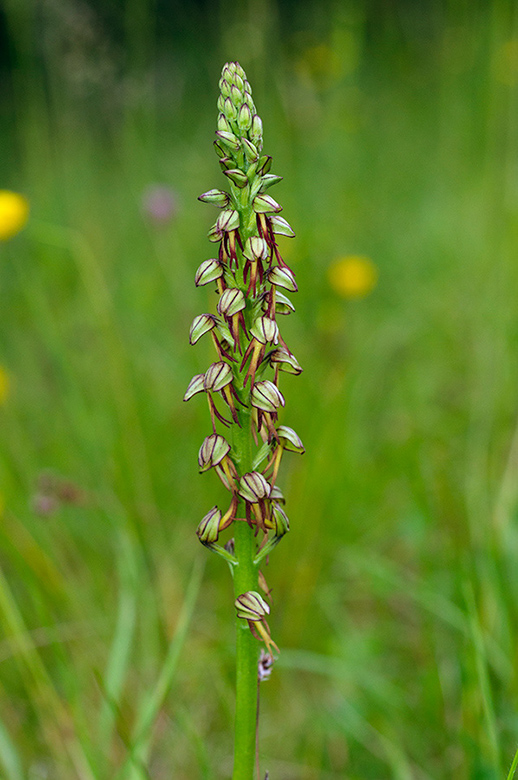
top-left (1, 1), bottom-right (518, 777)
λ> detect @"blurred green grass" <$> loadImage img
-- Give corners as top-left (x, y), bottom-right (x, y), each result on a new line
top-left (1, 0), bottom-right (518, 777)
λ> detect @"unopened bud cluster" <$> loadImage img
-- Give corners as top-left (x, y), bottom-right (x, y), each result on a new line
top-left (185, 62), bottom-right (304, 653)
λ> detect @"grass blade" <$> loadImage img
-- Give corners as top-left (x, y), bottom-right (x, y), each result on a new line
top-left (98, 528), bottom-right (139, 748)
top-left (507, 746), bottom-right (518, 780)
top-left (464, 583), bottom-right (502, 774)
top-left (116, 556), bottom-right (204, 779)
top-left (0, 717), bottom-right (23, 780)
top-left (0, 563), bottom-right (96, 780)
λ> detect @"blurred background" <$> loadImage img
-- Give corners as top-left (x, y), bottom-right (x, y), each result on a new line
top-left (1, 0), bottom-right (518, 777)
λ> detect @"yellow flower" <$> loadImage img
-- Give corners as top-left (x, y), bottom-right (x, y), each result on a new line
top-left (297, 44), bottom-right (343, 86)
top-left (494, 39), bottom-right (518, 86)
top-left (0, 191), bottom-right (29, 241)
top-left (0, 366), bottom-right (10, 404)
top-left (327, 255), bottom-right (378, 299)
top-left (296, 35), bottom-right (359, 89)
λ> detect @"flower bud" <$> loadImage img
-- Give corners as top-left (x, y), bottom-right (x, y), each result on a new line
top-left (230, 85), bottom-right (243, 106)
top-left (204, 361), bottom-right (233, 392)
top-left (241, 138), bottom-right (259, 163)
top-left (217, 287), bottom-right (245, 317)
top-left (249, 179), bottom-right (262, 200)
top-left (213, 141), bottom-right (226, 158)
top-left (250, 316), bottom-right (279, 345)
top-left (237, 102), bottom-right (252, 132)
top-left (198, 189), bottom-right (229, 207)
top-left (271, 502), bottom-right (290, 535)
top-left (198, 433), bottom-right (231, 471)
top-left (253, 194), bottom-right (282, 214)
top-left (270, 485), bottom-right (285, 503)
top-left (259, 174), bottom-right (283, 192)
top-left (269, 215), bottom-right (295, 237)
top-left (217, 94), bottom-right (225, 112)
top-left (244, 236), bottom-right (269, 261)
top-left (268, 347), bottom-right (303, 375)
top-left (250, 114), bottom-right (263, 146)
top-left (246, 162), bottom-right (258, 181)
top-left (233, 72), bottom-right (245, 92)
top-left (195, 258), bottom-right (224, 287)
top-left (267, 266), bottom-right (298, 292)
top-left (257, 155), bottom-right (272, 175)
top-left (215, 130), bottom-right (241, 153)
top-left (207, 222), bottom-right (224, 242)
top-left (233, 62), bottom-right (246, 80)
top-left (244, 93), bottom-right (256, 113)
top-left (197, 506), bottom-right (222, 543)
top-left (273, 291), bottom-right (295, 315)
top-left (223, 97), bottom-right (238, 122)
top-left (183, 373), bottom-right (205, 401)
top-left (217, 113), bottom-right (232, 133)
top-left (217, 209), bottom-right (240, 232)
top-left (239, 471), bottom-right (271, 503)
top-left (218, 157), bottom-right (234, 172)
top-left (276, 425), bottom-right (305, 453)
top-left (223, 168), bottom-right (249, 188)
top-left (189, 313), bottom-right (217, 345)
top-left (219, 78), bottom-right (231, 97)
top-left (235, 591), bottom-right (270, 621)
top-left (251, 380), bottom-right (285, 412)
top-left (222, 64), bottom-right (233, 81)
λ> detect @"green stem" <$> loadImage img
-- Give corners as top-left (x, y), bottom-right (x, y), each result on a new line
top-left (232, 522), bottom-right (259, 779)
top-left (231, 404), bottom-right (259, 780)
top-left (229, 161), bottom-right (265, 780)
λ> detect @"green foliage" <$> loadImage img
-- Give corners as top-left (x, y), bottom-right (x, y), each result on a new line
top-left (1, 1), bottom-right (518, 777)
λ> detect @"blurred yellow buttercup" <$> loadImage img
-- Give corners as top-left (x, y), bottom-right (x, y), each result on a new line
top-left (0, 366), bottom-right (9, 404)
top-left (0, 190), bottom-right (29, 241)
top-left (328, 255), bottom-right (378, 299)
top-left (494, 39), bottom-right (518, 86)
top-left (297, 44), bottom-right (343, 86)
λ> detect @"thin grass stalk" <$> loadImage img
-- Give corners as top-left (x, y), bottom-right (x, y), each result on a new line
top-left (507, 746), bottom-right (518, 780)
top-left (464, 582), bottom-right (502, 773)
top-left (0, 563), bottom-right (96, 779)
top-left (113, 557), bottom-right (204, 780)
top-left (98, 528), bottom-right (139, 749)
top-left (0, 714), bottom-right (24, 780)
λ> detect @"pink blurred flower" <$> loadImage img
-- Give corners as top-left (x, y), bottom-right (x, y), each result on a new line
top-left (141, 185), bottom-right (179, 226)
